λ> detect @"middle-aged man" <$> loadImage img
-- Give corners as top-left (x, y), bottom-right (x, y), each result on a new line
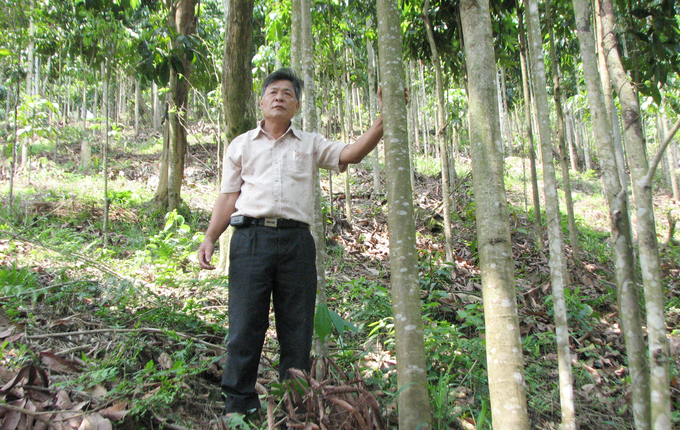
top-left (197, 67), bottom-right (390, 418)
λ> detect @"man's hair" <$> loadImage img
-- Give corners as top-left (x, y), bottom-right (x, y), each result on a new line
top-left (261, 68), bottom-right (304, 100)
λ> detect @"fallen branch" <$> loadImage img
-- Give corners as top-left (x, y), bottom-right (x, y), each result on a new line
top-left (0, 281), bottom-right (86, 301)
top-left (25, 327), bottom-right (225, 352)
top-left (0, 403), bottom-right (72, 425)
top-left (152, 411), bottom-right (191, 430)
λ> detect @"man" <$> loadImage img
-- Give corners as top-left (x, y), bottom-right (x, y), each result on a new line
top-left (197, 67), bottom-right (384, 416)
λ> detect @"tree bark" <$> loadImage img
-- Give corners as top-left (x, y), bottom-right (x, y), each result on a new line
top-left (376, 1), bottom-right (431, 428)
top-left (526, 0), bottom-right (576, 428)
top-left (460, 0), bottom-right (530, 428)
top-left (600, 1), bottom-right (671, 428)
top-left (572, 0), bottom-right (650, 428)
top-left (423, 0), bottom-right (454, 263)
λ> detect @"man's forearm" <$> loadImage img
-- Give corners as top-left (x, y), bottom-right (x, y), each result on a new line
top-left (339, 115), bottom-right (384, 165)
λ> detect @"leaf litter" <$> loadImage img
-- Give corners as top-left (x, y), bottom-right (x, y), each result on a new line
top-left (1, 141), bottom-right (679, 429)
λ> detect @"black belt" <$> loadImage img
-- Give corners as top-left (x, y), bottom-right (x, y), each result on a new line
top-left (234, 216), bottom-right (309, 229)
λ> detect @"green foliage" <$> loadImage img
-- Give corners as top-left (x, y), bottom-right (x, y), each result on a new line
top-left (138, 210), bottom-right (204, 280)
top-left (0, 264), bottom-right (39, 299)
top-left (314, 302), bottom-right (357, 344)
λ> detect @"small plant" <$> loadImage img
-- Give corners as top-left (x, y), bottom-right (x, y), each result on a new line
top-left (138, 210), bottom-right (204, 279)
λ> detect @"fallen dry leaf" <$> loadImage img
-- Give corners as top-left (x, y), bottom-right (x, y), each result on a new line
top-left (40, 351), bottom-right (81, 373)
top-left (77, 413), bottom-right (112, 430)
top-left (55, 390), bottom-right (72, 410)
top-left (85, 385), bottom-right (107, 399)
top-left (158, 352), bottom-right (172, 370)
top-left (99, 402), bottom-right (129, 421)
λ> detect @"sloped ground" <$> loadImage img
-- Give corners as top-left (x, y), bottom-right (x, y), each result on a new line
top-left (0, 132), bottom-right (679, 429)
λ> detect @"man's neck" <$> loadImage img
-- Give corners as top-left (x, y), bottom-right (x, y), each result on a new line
top-left (262, 119), bottom-right (291, 140)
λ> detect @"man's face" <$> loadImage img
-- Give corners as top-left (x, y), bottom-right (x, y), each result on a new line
top-left (260, 79), bottom-right (300, 123)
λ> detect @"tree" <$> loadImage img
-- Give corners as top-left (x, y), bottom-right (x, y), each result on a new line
top-left (545, 0), bottom-right (580, 259)
top-left (526, 0), bottom-right (576, 427)
top-left (572, 0), bottom-right (650, 428)
top-left (376, 0), bottom-right (431, 427)
top-left (422, 0), bottom-right (454, 263)
top-left (216, 0), bottom-right (256, 274)
top-left (600, 0), bottom-right (673, 427)
top-left (460, 0), bottom-right (530, 427)
top-left (517, 8), bottom-right (543, 250)
top-left (167, 0), bottom-right (198, 212)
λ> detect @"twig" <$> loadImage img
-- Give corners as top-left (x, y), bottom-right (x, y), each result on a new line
top-left (0, 403), bottom-right (63, 425)
top-left (59, 344), bottom-right (93, 356)
top-left (0, 229), bottom-right (123, 279)
top-left (152, 410), bottom-right (191, 430)
top-left (0, 281), bottom-right (86, 301)
top-left (25, 327), bottom-right (225, 352)
top-left (645, 116), bottom-right (680, 186)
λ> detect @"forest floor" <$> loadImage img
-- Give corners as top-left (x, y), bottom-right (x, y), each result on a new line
top-left (0, 124), bottom-right (679, 430)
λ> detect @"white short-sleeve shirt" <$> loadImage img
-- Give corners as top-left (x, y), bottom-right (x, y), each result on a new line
top-left (221, 121), bottom-right (348, 225)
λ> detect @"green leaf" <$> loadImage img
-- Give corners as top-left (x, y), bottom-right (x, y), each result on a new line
top-left (0, 49), bottom-right (12, 57)
top-left (328, 308), bottom-right (357, 336)
top-left (314, 303), bottom-right (333, 341)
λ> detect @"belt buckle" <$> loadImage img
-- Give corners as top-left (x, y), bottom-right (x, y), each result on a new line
top-left (264, 218), bottom-right (278, 228)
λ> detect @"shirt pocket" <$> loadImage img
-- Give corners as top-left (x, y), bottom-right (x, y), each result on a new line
top-left (288, 150), bottom-right (313, 173)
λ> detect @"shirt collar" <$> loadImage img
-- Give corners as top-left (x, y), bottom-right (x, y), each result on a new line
top-left (254, 119), bottom-right (302, 141)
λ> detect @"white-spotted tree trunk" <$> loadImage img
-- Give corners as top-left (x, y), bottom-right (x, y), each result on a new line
top-left (460, 0), bottom-right (530, 428)
top-left (572, 0), bottom-right (650, 427)
top-left (526, 0), bottom-right (576, 428)
top-left (600, 0), bottom-right (672, 428)
top-left (376, 0), bottom-right (431, 427)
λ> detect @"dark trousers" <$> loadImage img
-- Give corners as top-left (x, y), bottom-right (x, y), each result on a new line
top-left (221, 225), bottom-right (317, 414)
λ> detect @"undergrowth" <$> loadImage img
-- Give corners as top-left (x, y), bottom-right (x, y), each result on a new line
top-left (0, 133), bottom-right (678, 429)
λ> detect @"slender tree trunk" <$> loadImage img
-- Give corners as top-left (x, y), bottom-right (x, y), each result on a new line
top-left (134, 77), bottom-right (141, 135)
top-left (26, 0), bottom-right (35, 98)
top-left (8, 84), bottom-right (19, 210)
top-left (290, 0), bottom-right (301, 74)
top-left (300, 0), bottom-right (315, 133)
top-left (407, 59), bottom-right (417, 194)
top-left (327, 7), bottom-right (350, 221)
top-left (669, 129), bottom-right (680, 201)
top-left (376, 1), bottom-right (431, 428)
top-left (343, 48), bottom-right (353, 220)
top-left (573, 0), bottom-right (650, 428)
top-left (518, 8), bottom-right (543, 251)
top-left (103, 60), bottom-right (110, 250)
top-left (367, 40), bottom-right (382, 196)
top-left (166, 0), bottom-right (197, 212)
top-left (298, 0), bottom-right (327, 366)
top-left (526, 1), bottom-right (576, 428)
top-left (546, 0), bottom-right (580, 259)
top-left (81, 65), bottom-right (91, 170)
top-left (460, 0), bottom-right (530, 428)
top-left (600, 1), bottom-right (671, 428)
top-left (155, 103), bottom-right (170, 209)
top-left (566, 107), bottom-right (580, 171)
top-left (661, 112), bottom-right (679, 201)
top-left (423, 0), bottom-right (454, 263)
top-left (216, 0), bottom-right (256, 274)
